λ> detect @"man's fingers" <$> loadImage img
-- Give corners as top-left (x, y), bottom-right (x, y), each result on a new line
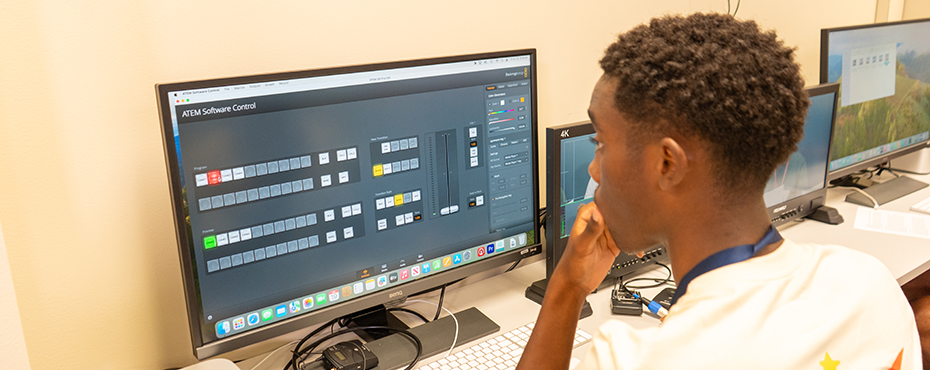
top-left (601, 225), bottom-right (621, 255)
top-left (572, 203), bottom-right (604, 239)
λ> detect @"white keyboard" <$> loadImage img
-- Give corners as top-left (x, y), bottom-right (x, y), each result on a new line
top-left (415, 322), bottom-right (593, 370)
top-left (912, 195), bottom-right (930, 215)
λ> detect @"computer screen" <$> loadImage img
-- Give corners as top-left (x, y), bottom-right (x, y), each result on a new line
top-left (764, 86), bottom-right (836, 207)
top-left (764, 83), bottom-right (839, 225)
top-left (556, 130), bottom-right (598, 240)
top-left (821, 18), bottom-right (930, 178)
top-left (156, 50), bottom-right (540, 359)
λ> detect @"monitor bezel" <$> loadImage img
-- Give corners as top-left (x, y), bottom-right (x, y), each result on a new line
top-left (543, 121), bottom-right (670, 288)
top-left (819, 18), bottom-right (930, 180)
top-left (155, 49), bottom-right (541, 359)
top-left (768, 83), bottom-right (839, 226)
top-left (544, 121), bottom-right (596, 280)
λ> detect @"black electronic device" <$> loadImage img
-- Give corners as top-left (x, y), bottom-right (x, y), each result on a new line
top-left (764, 83), bottom-right (842, 226)
top-left (156, 50), bottom-right (541, 359)
top-left (610, 288), bottom-right (643, 316)
top-left (651, 287), bottom-right (676, 311)
top-left (805, 206), bottom-right (844, 225)
top-left (820, 18), bottom-right (930, 204)
top-left (525, 121), bottom-right (671, 308)
top-left (321, 340), bottom-right (379, 370)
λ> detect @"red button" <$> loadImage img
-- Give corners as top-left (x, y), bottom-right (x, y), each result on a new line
top-left (207, 170), bottom-right (222, 185)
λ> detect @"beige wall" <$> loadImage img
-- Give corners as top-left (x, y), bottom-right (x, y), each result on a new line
top-left (0, 1), bottom-right (877, 368)
top-left (904, 0), bottom-right (930, 19)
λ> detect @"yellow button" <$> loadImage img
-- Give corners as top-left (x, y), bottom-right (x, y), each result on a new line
top-left (373, 164), bottom-right (383, 177)
top-left (520, 97), bottom-right (525, 102)
top-left (394, 194), bottom-right (404, 206)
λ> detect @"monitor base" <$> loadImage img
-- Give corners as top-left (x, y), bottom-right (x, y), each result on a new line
top-left (346, 306), bottom-right (413, 342)
top-left (804, 205), bottom-right (844, 225)
top-left (308, 307), bottom-right (499, 370)
top-left (525, 279), bottom-right (594, 319)
top-left (844, 176), bottom-right (929, 207)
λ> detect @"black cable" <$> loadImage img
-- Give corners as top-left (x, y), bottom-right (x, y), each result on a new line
top-left (504, 256), bottom-right (523, 272)
top-left (877, 166), bottom-right (901, 178)
top-left (408, 277), bottom-right (464, 299)
top-left (733, 0), bottom-right (741, 16)
top-left (387, 307), bottom-right (430, 323)
top-left (433, 285), bottom-right (446, 321)
top-left (282, 316), bottom-right (346, 370)
top-left (727, 0), bottom-right (731, 14)
top-left (287, 326), bottom-right (422, 370)
top-left (620, 262), bottom-right (675, 291)
top-left (621, 277), bottom-right (675, 291)
top-left (656, 262), bottom-right (671, 276)
top-left (828, 167), bottom-right (883, 189)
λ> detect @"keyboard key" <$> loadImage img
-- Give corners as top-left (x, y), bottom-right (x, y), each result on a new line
top-left (414, 322), bottom-right (591, 370)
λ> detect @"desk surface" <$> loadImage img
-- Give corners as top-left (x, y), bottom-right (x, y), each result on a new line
top-left (780, 171), bottom-right (930, 285)
top-left (235, 172), bottom-right (930, 369)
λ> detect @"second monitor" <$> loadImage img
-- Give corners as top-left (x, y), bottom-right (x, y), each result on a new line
top-left (528, 83), bottom-right (842, 308)
top-left (821, 18), bottom-right (930, 205)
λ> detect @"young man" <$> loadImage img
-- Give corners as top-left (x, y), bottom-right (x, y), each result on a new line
top-left (516, 13), bottom-right (920, 369)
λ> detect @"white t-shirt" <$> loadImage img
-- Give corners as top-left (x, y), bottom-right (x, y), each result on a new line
top-left (577, 239), bottom-right (920, 370)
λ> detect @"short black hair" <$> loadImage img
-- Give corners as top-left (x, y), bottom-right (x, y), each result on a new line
top-left (599, 13), bottom-right (809, 193)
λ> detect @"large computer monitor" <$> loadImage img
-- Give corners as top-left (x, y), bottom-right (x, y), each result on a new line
top-left (820, 19), bottom-right (930, 204)
top-left (156, 50), bottom-right (541, 360)
top-left (765, 83), bottom-right (840, 225)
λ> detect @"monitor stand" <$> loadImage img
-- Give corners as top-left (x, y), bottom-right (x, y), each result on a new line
top-left (346, 306), bottom-right (417, 342)
top-left (314, 307), bottom-right (499, 370)
top-left (843, 175), bottom-right (929, 207)
top-left (525, 279), bottom-right (594, 319)
top-left (804, 205), bottom-right (844, 225)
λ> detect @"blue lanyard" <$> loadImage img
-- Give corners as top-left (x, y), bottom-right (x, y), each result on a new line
top-left (669, 225), bottom-right (782, 307)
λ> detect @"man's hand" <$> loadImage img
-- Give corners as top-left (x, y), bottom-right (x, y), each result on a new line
top-left (551, 202), bottom-right (621, 297)
top-left (515, 202), bottom-right (621, 370)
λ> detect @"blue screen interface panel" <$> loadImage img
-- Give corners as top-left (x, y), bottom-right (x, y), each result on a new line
top-left (763, 91), bottom-right (835, 207)
top-left (825, 20), bottom-right (930, 172)
top-left (163, 54), bottom-right (537, 340)
top-left (558, 134), bottom-right (598, 239)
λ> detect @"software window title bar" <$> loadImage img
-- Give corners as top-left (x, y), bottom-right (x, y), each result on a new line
top-left (169, 55), bottom-right (531, 106)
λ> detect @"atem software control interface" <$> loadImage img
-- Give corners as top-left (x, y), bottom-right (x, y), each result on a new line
top-left (163, 54), bottom-right (536, 340)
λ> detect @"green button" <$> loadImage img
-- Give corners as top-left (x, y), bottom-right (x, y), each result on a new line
top-left (203, 235), bottom-right (217, 249)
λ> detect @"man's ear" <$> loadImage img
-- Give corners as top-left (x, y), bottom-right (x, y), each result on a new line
top-left (656, 137), bottom-right (688, 191)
